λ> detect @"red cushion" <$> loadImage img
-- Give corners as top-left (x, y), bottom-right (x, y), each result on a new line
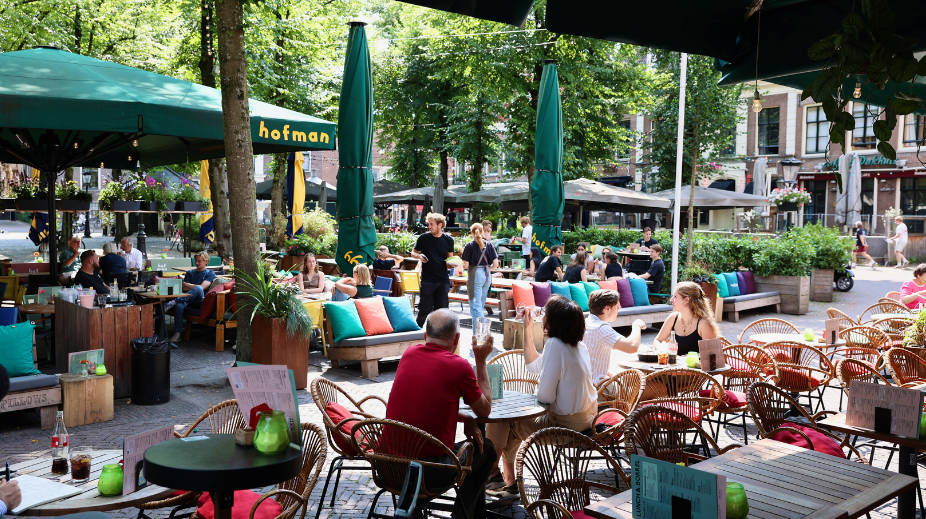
top-left (641, 402), bottom-right (701, 422)
top-left (224, 279), bottom-right (237, 313)
top-left (699, 389), bottom-right (747, 409)
top-left (778, 368), bottom-right (823, 389)
top-left (834, 359), bottom-right (874, 377)
top-left (198, 282), bottom-right (227, 319)
top-left (196, 490), bottom-right (283, 519)
top-left (595, 410), bottom-right (625, 427)
top-left (570, 511), bottom-right (595, 519)
top-left (353, 297), bottom-right (394, 335)
top-left (771, 422), bottom-right (846, 458)
top-left (512, 281), bottom-right (536, 309)
top-left (325, 401), bottom-right (361, 456)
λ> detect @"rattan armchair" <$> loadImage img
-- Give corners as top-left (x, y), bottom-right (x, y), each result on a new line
top-left (350, 418), bottom-right (473, 519)
top-left (885, 291), bottom-right (902, 301)
top-left (624, 405), bottom-right (742, 466)
top-left (596, 369), bottom-right (645, 413)
top-left (883, 348), bottom-right (926, 386)
top-left (639, 368), bottom-right (724, 424)
top-left (827, 308), bottom-right (858, 330)
top-left (489, 349), bottom-right (541, 394)
top-left (737, 317), bottom-right (799, 344)
top-left (827, 346), bottom-right (882, 411)
top-left (310, 378), bottom-right (386, 519)
top-left (703, 344), bottom-right (778, 444)
top-left (516, 427), bottom-right (629, 519)
top-left (763, 341), bottom-right (835, 413)
top-left (840, 325), bottom-right (891, 352)
top-left (871, 318), bottom-right (911, 348)
top-left (858, 300), bottom-right (911, 324)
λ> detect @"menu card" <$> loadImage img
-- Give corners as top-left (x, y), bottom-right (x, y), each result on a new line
top-left (698, 338), bottom-right (726, 370)
top-left (846, 380), bottom-right (924, 437)
top-left (825, 319), bottom-right (840, 345)
top-left (67, 349), bottom-right (105, 374)
top-left (123, 425), bottom-right (174, 495)
top-left (226, 364), bottom-right (302, 446)
top-left (158, 278), bottom-right (182, 295)
top-left (631, 454), bottom-right (726, 519)
top-left (474, 364), bottom-right (504, 400)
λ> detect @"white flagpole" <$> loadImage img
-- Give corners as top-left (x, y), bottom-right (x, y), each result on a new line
top-left (671, 52), bottom-right (688, 294)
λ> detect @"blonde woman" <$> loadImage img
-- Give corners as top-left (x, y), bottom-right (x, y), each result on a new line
top-left (462, 222), bottom-right (499, 321)
top-left (333, 264), bottom-right (374, 299)
top-left (654, 281), bottom-right (720, 356)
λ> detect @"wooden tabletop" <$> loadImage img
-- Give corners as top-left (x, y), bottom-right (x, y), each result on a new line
top-left (133, 291), bottom-right (193, 299)
top-left (819, 413), bottom-right (926, 450)
top-left (451, 276), bottom-right (515, 289)
top-left (460, 390), bottom-right (546, 423)
top-left (750, 333), bottom-right (846, 348)
top-left (615, 250), bottom-right (650, 258)
top-left (19, 303), bottom-right (56, 314)
top-left (584, 438), bottom-right (917, 519)
top-left (9, 449), bottom-right (174, 516)
top-left (617, 355), bottom-right (730, 375)
top-left (872, 313), bottom-right (914, 321)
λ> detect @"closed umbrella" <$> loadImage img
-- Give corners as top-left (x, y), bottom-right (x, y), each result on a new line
top-left (834, 154), bottom-right (850, 226)
top-left (432, 173), bottom-right (444, 217)
top-left (752, 156), bottom-right (769, 213)
top-left (847, 153), bottom-right (863, 227)
top-left (530, 61), bottom-right (565, 257)
top-left (334, 23), bottom-right (376, 274)
top-left (318, 180), bottom-right (328, 213)
top-left (285, 151), bottom-right (305, 237)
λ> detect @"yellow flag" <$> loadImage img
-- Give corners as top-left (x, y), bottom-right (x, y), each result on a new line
top-left (199, 160), bottom-right (215, 244)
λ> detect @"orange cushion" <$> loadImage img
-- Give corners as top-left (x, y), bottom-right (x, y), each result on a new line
top-left (834, 359), bottom-right (874, 377)
top-left (196, 490), bottom-right (283, 519)
top-left (597, 279), bottom-right (618, 291)
top-left (512, 281), bottom-right (536, 309)
top-left (353, 297), bottom-right (394, 335)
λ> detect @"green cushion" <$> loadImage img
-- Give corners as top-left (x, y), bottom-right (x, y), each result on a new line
top-left (550, 282), bottom-right (572, 299)
top-left (723, 272), bottom-right (741, 297)
top-left (568, 283), bottom-right (590, 312)
top-left (323, 300), bottom-right (367, 343)
top-left (628, 278), bottom-right (651, 307)
top-left (581, 281), bottom-right (601, 297)
top-left (0, 323), bottom-right (40, 377)
top-left (382, 297), bottom-right (422, 333)
top-left (714, 274), bottom-right (730, 298)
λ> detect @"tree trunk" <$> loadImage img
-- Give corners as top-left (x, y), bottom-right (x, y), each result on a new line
top-left (439, 149), bottom-right (448, 191)
top-left (270, 153), bottom-right (286, 246)
top-left (216, 0), bottom-right (258, 362)
top-left (110, 169), bottom-right (128, 242)
top-left (209, 159), bottom-right (232, 258)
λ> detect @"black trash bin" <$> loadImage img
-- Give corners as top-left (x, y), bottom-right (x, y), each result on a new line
top-left (131, 337), bottom-right (171, 405)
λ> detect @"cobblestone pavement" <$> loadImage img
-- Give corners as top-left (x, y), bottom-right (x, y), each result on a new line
top-left (0, 247), bottom-right (919, 519)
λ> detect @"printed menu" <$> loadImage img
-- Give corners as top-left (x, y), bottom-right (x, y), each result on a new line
top-left (67, 349), bottom-right (105, 374)
top-left (846, 380), bottom-right (924, 438)
top-left (225, 364), bottom-right (301, 445)
top-left (698, 338), bottom-right (726, 370)
top-left (123, 425), bottom-right (174, 495)
top-left (631, 454), bottom-right (725, 519)
top-left (824, 319), bottom-right (840, 345)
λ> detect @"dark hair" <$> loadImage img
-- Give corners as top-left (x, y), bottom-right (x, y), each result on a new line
top-left (568, 250), bottom-right (588, 269)
top-left (588, 289), bottom-right (620, 315)
top-left (914, 264), bottom-right (926, 279)
top-left (605, 252), bottom-right (618, 264)
top-left (543, 296), bottom-right (585, 347)
top-left (530, 247), bottom-right (542, 261)
top-left (550, 245), bottom-right (562, 254)
top-left (650, 243), bottom-right (663, 254)
top-left (79, 249), bottom-right (96, 263)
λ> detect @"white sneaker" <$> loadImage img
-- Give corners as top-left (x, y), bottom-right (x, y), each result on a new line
top-left (164, 299), bottom-right (178, 311)
top-left (170, 332), bottom-right (182, 343)
top-left (903, 260), bottom-right (910, 267)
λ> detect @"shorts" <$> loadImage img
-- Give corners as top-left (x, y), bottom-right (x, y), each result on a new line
top-left (854, 245), bottom-right (867, 253)
top-left (896, 240), bottom-right (908, 253)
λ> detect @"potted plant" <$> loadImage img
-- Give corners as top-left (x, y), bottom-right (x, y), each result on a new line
top-left (903, 311), bottom-right (926, 349)
top-left (11, 177), bottom-right (50, 211)
top-left (98, 180), bottom-right (138, 212)
top-left (174, 179), bottom-right (209, 212)
top-left (750, 230), bottom-right (815, 315)
top-left (55, 180), bottom-right (92, 212)
top-left (768, 187), bottom-right (812, 212)
top-left (236, 261), bottom-right (314, 389)
top-left (794, 223), bottom-right (853, 303)
top-left (681, 262), bottom-right (719, 312)
top-left (134, 175), bottom-right (175, 212)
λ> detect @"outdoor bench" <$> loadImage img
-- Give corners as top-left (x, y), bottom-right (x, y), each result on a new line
top-left (498, 288), bottom-right (673, 327)
top-left (322, 308), bottom-right (421, 378)
top-left (0, 344), bottom-right (61, 430)
top-left (722, 291), bottom-right (781, 322)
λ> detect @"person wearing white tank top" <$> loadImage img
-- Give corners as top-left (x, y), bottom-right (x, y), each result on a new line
top-left (890, 216), bottom-right (910, 267)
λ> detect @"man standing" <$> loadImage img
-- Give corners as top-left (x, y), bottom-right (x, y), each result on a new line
top-left (120, 237), bottom-right (145, 270)
top-left (386, 309), bottom-right (496, 519)
top-left (639, 244), bottom-right (665, 293)
top-left (74, 250), bottom-right (110, 294)
top-left (165, 251), bottom-right (216, 343)
top-left (517, 216), bottom-right (532, 263)
top-left (412, 213), bottom-right (454, 327)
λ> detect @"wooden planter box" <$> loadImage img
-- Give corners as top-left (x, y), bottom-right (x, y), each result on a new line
top-left (754, 274), bottom-right (810, 315)
top-left (57, 200), bottom-right (91, 212)
top-left (17, 199), bottom-right (50, 211)
top-left (810, 268), bottom-right (834, 302)
top-left (252, 315), bottom-right (309, 389)
top-left (111, 200), bottom-right (140, 212)
top-left (700, 282), bottom-right (718, 317)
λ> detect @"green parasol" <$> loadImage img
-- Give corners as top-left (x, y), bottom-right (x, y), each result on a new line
top-left (529, 60), bottom-right (565, 258)
top-left (335, 23), bottom-right (376, 275)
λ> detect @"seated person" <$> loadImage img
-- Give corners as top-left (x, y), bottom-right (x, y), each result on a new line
top-left (653, 281), bottom-right (719, 356)
top-left (385, 309), bottom-right (496, 519)
top-left (165, 251), bottom-right (216, 343)
top-left (521, 247), bottom-right (542, 278)
top-left (639, 244), bottom-right (664, 293)
top-left (58, 235), bottom-right (82, 281)
top-left (98, 242), bottom-right (127, 280)
top-left (296, 253), bottom-right (326, 295)
top-left (635, 227), bottom-right (659, 250)
top-left (900, 264), bottom-right (926, 309)
top-left (332, 264), bottom-right (374, 299)
top-left (373, 246), bottom-right (404, 270)
top-left (599, 252), bottom-right (624, 280)
top-left (563, 251), bottom-right (589, 283)
top-left (120, 237), bottom-right (145, 270)
top-left (534, 245), bottom-right (564, 283)
top-left (74, 250), bottom-right (110, 294)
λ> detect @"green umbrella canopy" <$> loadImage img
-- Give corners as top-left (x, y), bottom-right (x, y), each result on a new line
top-left (766, 72), bottom-right (926, 115)
top-left (395, 0), bottom-right (534, 26)
top-left (530, 61), bottom-right (565, 258)
top-left (0, 47), bottom-right (336, 171)
top-left (335, 23), bottom-right (377, 275)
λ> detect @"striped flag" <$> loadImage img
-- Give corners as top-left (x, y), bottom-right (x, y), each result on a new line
top-left (198, 160), bottom-right (215, 244)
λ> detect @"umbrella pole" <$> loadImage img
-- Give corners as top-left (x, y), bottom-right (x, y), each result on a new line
top-left (47, 168), bottom-right (59, 285)
top-left (670, 53), bottom-right (688, 294)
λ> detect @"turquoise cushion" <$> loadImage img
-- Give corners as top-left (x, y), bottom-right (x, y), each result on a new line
top-left (323, 300), bottom-right (367, 343)
top-left (568, 283), bottom-right (590, 312)
top-left (550, 282), bottom-right (572, 299)
top-left (714, 274), bottom-right (730, 298)
top-left (0, 323), bottom-right (40, 377)
top-left (382, 297), bottom-right (422, 333)
top-left (628, 278), bottom-right (651, 307)
top-left (581, 281), bottom-right (601, 297)
top-left (723, 272), bottom-right (741, 297)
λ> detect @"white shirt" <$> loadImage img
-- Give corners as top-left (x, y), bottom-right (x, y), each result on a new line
top-left (521, 225), bottom-right (532, 255)
top-left (897, 223), bottom-right (908, 242)
top-left (584, 315), bottom-right (622, 384)
top-left (121, 247), bottom-right (144, 270)
top-left (529, 337), bottom-right (597, 416)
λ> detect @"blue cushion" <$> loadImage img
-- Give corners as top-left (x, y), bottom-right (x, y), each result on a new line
top-left (736, 272), bottom-right (749, 295)
top-left (568, 283), bottom-right (590, 312)
top-left (714, 274), bottom-right (730, 298)
top-left (723, 272), bottom-right (741, 297)
top-left (550, 282), bottom-right (572, 299)
top-left (0, 323), bottom-right (40, 378)
top-left (381, 297), bottom-right (422, 333)
top-left (628, 278), bottom-right (651, 307)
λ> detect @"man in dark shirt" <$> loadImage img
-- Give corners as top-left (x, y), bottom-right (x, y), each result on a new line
top-left (534, 245), bottom-right (564, 283)
top-left (166, 251), bottom-right (216, 343)
top-left (635, 227), bottom-right (659, 250)
top-left (412, 213), bottom-right (455, 327)
top-left (99, 242), bottom-right (127, 280)
top-left (640, 244), bottom-right (665, 293)
top-left (74, 250), bottom-right (110, 294)
top-left (373, 246), bottom-right (404, 270)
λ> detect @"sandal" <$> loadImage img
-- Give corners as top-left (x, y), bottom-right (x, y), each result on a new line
top-left (486, 483), bottom-right (519, 499)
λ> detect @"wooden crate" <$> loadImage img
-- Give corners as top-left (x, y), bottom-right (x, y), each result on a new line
top-left (754, 275), bottom-right (810, 315)
top-left (55, 301), bottom-right (155, 399)
top-left (59, 374), bottom-right (114, 427)
top-left (810, 268), bottom-right (834, 302)
top-left (502, 318), bottom-right (545, 351)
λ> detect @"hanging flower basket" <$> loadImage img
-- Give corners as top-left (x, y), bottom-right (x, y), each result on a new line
top-left (57, 200), bottom-right (91, 212)
top-left (777, 201), bottom-right (800, 212)
top-left (17, 199), bottom-right (51, 211)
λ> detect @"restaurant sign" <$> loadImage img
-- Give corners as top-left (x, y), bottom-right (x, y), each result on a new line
top-left (821, 155), bottom-right (896, 169)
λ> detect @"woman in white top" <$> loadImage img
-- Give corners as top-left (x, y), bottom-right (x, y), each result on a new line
top-left (485, 296), bottom-right (597, 497)
top-left (890, 216), bottom-right (909, 268)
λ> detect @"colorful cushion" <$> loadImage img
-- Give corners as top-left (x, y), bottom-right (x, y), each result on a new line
top-left (628, 278), bottom-right (650, 307)
top-left (581, 281), bottom-right (600, 297)
top-left (353, 297), bottom-right (394, 336)
top-left (568, 283), bottom-right (590, 312)
top-left (196, 490), bottom-right (283, 519)
top-left (382, 297), bottom-right (421, 333)
top-left (699, 389), bottom-right (747, 409)
top-left (736, 272), bottom-right (749, 295)
top-left (569, 511), bottom-right (595, 519)
top-left (0, 323), bottom-right (40, 377)
top-left (834, 359), bottom-right (874, 377)
top-left (324, 401), bottom-right (362, 456)
top-left (778, 368), bottom-right (823, 389)
top-left (714, 274), bottom-right (730, 298)
top-left (323, 300), bottom-right (367, 343)
top-left (595, 410), bottom-right (625, 427)
top-left (222, 279), bottom-right (237, 313)
top-left (726, 357), bottom-right (751, 372)
top-left (641, 402), bottom-right (701, 422)
top-left (198, 282), bottom-right (227, 319)
top-left (597, 279), bottom-right (617, 291)
top-left (531, 282), bottom-right (553, 307)
top-left (512, 282), bottom-right (536, 309)
top-left (771, 422), bottom-right (846, 458)
top-left (723, 272), bottom-right (741, 296)
top-left (616, 279), bottom-right (634, 308)
top-left (742, 271), bottom-right (757, 294)
top-left (550, 282), bottom-right (572, 299)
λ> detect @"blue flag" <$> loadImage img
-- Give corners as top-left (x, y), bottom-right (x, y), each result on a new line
top-left (28, 212), bottom-right (49, 246)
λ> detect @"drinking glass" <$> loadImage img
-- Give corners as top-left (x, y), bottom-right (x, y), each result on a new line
top-left (530, 306), bottom-right (544, 320)
top-left (515, 303), bottom-right (527, 320)
top-left (96, 295), bottom-right (107, 308)
top-left (726, 482), bottom-right (749, 519)
top-left (70, 446), bottom-right (92, 484)
top-left (474, 317), bottom-right (490, 346)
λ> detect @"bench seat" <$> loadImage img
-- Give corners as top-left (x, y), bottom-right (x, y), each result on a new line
top-left (722, 291), bottom-right (781, 323)
top-left (181, 290), bottom-right (237, 352)
top-left (332, 330), bottom-right (424, 348)
top-left (323, 308), bottom-right (422, 379)
top-left (607, 304), bottom-right (674, 327)
top-left (448, 293), bottom-right (499, 306)
top-left (9, 373), bottom-right (59, 392)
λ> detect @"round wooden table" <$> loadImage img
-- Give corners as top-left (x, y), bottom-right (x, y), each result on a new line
top-left (9, 449), bottom-right (174, 516)
top-left (749, 332), bottom-right (845, 348)
top-left (459, 390), bottom-right (547, 423)
top-left (872, 313), bottom-right (914, 321)
top-left (617, 356), bottom-right (730, 375)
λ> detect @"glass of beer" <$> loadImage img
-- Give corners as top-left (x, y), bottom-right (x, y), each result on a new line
top-left (70, 446), bottom-right (92, 483)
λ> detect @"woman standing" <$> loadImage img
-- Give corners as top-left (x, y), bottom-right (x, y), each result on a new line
top-left (653, 281), bottom-right (719, 355)
top-left (890, 216), bottom-right (909, 268)
top-left (296, 253), bottom-right (326, 295)
top-left (332, 264), bottom-right (375, 299)
top-left (852, 221), bottom-right (875, 268)
top-left (900, 265), bottom-right (926, 309)
top-left (563, 251), bottom-right (589, 283)
top-left (462, 222), bottom-right (499, 321)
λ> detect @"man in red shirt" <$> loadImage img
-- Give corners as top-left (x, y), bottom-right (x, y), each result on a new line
top-left (386, 309), bottom-right (495, 519)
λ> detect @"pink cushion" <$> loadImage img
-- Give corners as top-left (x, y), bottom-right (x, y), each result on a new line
top-left (641, 402), bottom-right (701, 422)
top-left (570, 511), bottom-right (595, 519)
top-left (771, 422), bottom-right (846, 458)
top-left (741, 271), bottom-right (757, 294)
top-left (325, 402), bottom-right (361, 456)
top-left (726, 357), bottom-right (750, 372)
top-left (196, 490), bottom-right (283, 519)
top-left (699, 389), bottom-right (747, 409)
top-left (597, 279), bottom-right (618, 291)
top-left (615, 279), bottom-right (634, 308)
top-left (531, 282), bottom-right (552, 307)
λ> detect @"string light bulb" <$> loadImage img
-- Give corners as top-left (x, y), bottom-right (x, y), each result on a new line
top-left (752, 89), bottom-right (763, 113)
top-left (853, 77), bottom-right (862, 98)
top-left (73, 142), bottom-right (78, 149)
top-left (132, 139), bottom-right (138, 147)
top-left (100, 162), bottom-right (104, 168)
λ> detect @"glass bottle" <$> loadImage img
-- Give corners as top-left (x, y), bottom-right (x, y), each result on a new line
top-left (253, 411), bottom-right (290, 454)
top-left (50, 411), bottom-right (69, 474)
top-left (726, 482), bottom-right (749, 519)
top-left (668, 331), bottom-right (678, 363)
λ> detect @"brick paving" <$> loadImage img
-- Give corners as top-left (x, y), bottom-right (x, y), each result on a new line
top-left (0, 250), bottom-right (920, 519)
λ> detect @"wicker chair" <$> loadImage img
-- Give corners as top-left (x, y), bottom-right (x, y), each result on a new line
top-left (885, 291), bottom-right (902, 301)
top-left (826, 346), bottom-right (882, 411)
top-left (871, 318), bottom-right (911, 348)
top-left (311, 378), bottom-right (386, 519)
top-left (827, 308), bottom-right (858, 331)
top-left (350, 418), bottom-right (473, 519)
top-left (737, 317), bottom-right (799, 344)
top-left (858, 300), bottom-right (911, 324)
top-left (718, 336), bottom-right (732, 347)
top-left (703, 344), bottom-right (777, 444)
top-left (639, 368), bottom-right (724, 424)
top-left (591, 370), bottom-right (645, 463)
top-left (624, 405), bottom-right (742, 466)
top-left (763, 341), bottom-right (835, 413)
top-left (883, 348), bottom-right (926, 386)
top-left (516, 427), bottom-right (629, 519)
top-left (840, 325), bottom-right (891, 352)
top-left (837, 358), bottom-right (893, 391)
top-left (489, 349), bottom-right (541, 394)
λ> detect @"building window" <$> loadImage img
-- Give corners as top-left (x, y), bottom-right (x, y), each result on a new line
top-left (900, 177), bottom-right (926, 234)
top-left (802, 180), bottom-right (827, 226)
top-left (757, 107), bottom-right (779, 155)
top-left (852, 104), bottom-right (877, 150)
top-left (615, 119), bottom-right (632, 159)
top-left (805, 106), bottom-right (829, 154)
top-left (861, 178), bottom-right (874, 217)
top-left (904, 115), bottom-right (926, 147)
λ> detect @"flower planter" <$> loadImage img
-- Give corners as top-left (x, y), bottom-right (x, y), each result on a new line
top-left (139, 201), bottom-right (159, 212)
top-left (175, 201), bottom-right (202, 212)
top-left (57, 200), bottom-right (91, 212)
top-left (163, 202), bottom-right (176, 212)
top-left (1, 198), bottom-right (14, 211)
top-left (110, 200), bottom-right (140, 212)
top-left (16, 199), bottom-right (51, 211)
top-left (251, 315), bottom-right (309, 389)
top-left (776, 202), bottom-right (800, 212)
top-left (700, 281), bottom-right (718, 316)
top-left (810, 268), bottom-right (834, 302)
top-left (754, 274), bottom-right (810, 315)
